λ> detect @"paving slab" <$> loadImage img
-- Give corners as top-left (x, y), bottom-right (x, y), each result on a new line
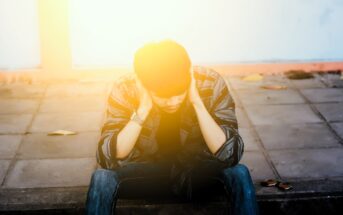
top-left (255, 123), bottom-right (340, 150)
top-left (0, 84), bottom-right (46, 99)
top-left (330, 122), bottom-right (343, 139)
top-left (319, 74), bottom-right (343, 88)
top-left (228, 75), bottom-right (292, 91)
top-left (39, 96), bottom-right (107, 113)
top-left (245, 104), bottom-right (322, 125)
top-left (0, 114), bottom-right (33, 134)
top-left (17, 132), bottom-right (100, 159)
top-left (0, 135), bottom-right (22, 159)
top-left (223, 78), bottom-right (241, 104)
top-left (3, 158), bottom-right (96, 188)
top-left (229, 89), bottom-right (243, 109)
top-left (289, 76), bottom-right (326, 89)
top-left (315, 103), bottom-right (343, 122)
top-left (236, 89), bottom-right (305, 105)
top-left (0, 160), bottom-right (11, 185)
top-left (29, 112), bottom-right (104, 133)
top-left (301, 88), bottom-right (343, 103)
top-left (45, 83), bottom-right (108, 98)
top-left (0, 99), bottom-right (39, 114)
top-left (238, 127), bottom-right (260, 151)
top-left (240, 151), bottom-right (275, 180)
top-left (269, 148), bottom-right (343, 180)
top-left (236, 107), bottom-right (252, 128)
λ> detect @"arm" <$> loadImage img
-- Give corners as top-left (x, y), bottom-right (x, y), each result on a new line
top-left (189, 71), bottom-right (226, 155)
top-left (96, 78), bottom-right (152, 169)
top-left (192, 101), bottom-right (226, 155)
top-left (116, 106), bottom-right (150, 159)
top-left (117, 77), bottom-right (153, 158)
top-left (96, 81), bottom-right (132, 169)
top-left (189, 72), bottom-right (244, 167)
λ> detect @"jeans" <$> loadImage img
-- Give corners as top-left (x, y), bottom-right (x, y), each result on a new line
top-left (85, 162), bottom-right (259, 215)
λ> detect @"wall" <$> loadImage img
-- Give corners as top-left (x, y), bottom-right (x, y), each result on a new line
top-left (0, 0), bottom-right (342, 70)
top-left (70, 0), bottom-right (343, 67)
top-left (0, 0), bottom-right (40, 70)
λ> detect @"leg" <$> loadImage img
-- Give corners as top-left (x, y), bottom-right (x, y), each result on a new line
top-left (85, 163), bottom-right (170, 215)
top-left (85, 169), bottom-right (119, 215)
top-left (220, 164), bottom-right (259, 215)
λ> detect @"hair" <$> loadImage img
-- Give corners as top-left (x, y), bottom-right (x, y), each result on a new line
top-left (133, 39), bottom-right (191, 98)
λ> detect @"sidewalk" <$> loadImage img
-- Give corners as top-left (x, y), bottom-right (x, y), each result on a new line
top-left (0, 70), bottom-right (342, 214)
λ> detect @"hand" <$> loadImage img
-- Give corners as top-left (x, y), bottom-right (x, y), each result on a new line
top-left (188, 68), bottom-right (203, 107)
top-left (135, 76), bottom-right (153, 117)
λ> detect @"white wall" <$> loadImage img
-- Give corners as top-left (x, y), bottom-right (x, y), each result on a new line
top-left (0, 0), bottom-right (342, 70)
top-left (70, 0), bottom-right (343, 67)
top-left (0, 0), bottom-right (40, 70)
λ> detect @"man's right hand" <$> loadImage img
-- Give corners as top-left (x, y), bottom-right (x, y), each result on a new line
top-left (135, 76), bottom-right (153, 120)
top-left (116, 77), bottom-right (152, 159)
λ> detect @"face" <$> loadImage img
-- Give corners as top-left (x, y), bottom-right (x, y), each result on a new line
top-left (150, 91), bottom-right (188, 113)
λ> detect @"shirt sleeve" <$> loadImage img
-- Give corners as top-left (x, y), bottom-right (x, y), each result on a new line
top-left (208, 75), bottom-right (244, 167)
top-left (96, 81), bottom-right (135, 169)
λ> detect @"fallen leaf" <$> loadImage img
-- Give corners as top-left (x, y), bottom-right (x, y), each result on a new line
top-left (285, 70), bottom-right (313, 79)
top-left (48, 130), bottom-right (77, 136)
top-left (261, 85), bottom-right (287, 90)
top-left (241, 74), bottom-right (263, 82)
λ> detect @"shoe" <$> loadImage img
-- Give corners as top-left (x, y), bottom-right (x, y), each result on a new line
top-left (276, 182), bottom-right (293, 191)
top-left (260, 179), bottom-right (293, 191)
top-left (260, 179), bottom-right (279, 187)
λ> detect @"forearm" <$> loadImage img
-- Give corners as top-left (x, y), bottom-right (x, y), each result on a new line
top-left (193, 102), bottom-right (226, 155)
top-left (116, 107), bottom-right (150, 159)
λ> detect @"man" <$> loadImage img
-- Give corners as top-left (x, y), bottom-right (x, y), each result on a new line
top-left (85, 40), bottom-right (259, 215)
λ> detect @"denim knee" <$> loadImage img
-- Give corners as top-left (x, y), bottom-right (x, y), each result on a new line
top-left (90, 169), bottom-right (119, 190)
top-left (230, 164), bottom-right (251, 178)
top-left (222, 164), bottom-right (259, 215)
top-left (222, 164), bottom-right (253, 188)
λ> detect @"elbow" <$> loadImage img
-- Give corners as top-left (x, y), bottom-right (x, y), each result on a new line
top-left (215, 137), bottom-right (244, 167)
top-left (229, 156), bottom-right (240, 167)
top-left (116, 152), bottom-right (128, 160)
top-left (219, 154), bottom-right (241, 168)
top-left (115, 135), bottom-right (131, 160)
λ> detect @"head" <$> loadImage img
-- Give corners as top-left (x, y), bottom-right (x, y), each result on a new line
top-left (134, 40), bottom-right (191, 113)
top-left (149, 90), bottom-right (188, 113)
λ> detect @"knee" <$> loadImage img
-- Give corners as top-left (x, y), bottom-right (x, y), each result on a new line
top-left (233, 164), bottom-right (251, 178)
top-left (222, 164), bottom-right (255, 195)
top-left (223, 164), bottom-right (252, 182)
top-left (90, 169), bottom-right (119, 189)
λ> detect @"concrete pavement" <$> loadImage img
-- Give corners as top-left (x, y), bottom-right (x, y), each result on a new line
top-left (0, 71), bottom-right (342, 214)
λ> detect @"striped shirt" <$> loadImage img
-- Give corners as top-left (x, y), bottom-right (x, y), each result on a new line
top-left (96, 66), bottom-right (244, 196)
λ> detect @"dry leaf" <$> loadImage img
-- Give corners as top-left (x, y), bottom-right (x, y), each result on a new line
top-left (48, 130), bottom-right (77, 136)
top-left (261, 85), bottom-right (287, 90)
top-left (241, 74), bottom-right (263, 81)
top-left (284, 70), bottom-right (313, 79)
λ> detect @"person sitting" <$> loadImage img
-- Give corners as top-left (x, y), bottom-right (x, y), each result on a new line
top-left (85, 39), bottom-right (259, 215)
